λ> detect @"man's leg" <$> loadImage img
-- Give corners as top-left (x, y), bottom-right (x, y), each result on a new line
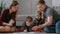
top-left (56, 20), bottom-right (60, 33)
top-left (44, 25), bottom-right (56, 33)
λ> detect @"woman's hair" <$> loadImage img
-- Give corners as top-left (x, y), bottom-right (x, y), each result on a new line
top-left (10, 1), bottom-right (19, 8)
top-left (10, 1), bottom-right (19, 21)
top-left (37, 0), bottom-right (45, 4)
top-left (26, 16), bottom-right (33, 22)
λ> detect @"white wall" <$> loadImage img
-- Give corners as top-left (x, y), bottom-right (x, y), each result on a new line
top-left (17, 0), bottom-right (52, 16)
top-left (0, 0), bottom-right (13, 8)
top-left (16, 0), bottom-right (52, 26)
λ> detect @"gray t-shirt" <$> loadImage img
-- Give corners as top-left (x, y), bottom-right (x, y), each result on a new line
top-left (41, 6), bottom-right (60, 25)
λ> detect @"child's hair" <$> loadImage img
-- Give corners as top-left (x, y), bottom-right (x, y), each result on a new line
top-left (37, 11), bottom-right (41, 15)
top-left (26, 16), bottom-right (33, 22)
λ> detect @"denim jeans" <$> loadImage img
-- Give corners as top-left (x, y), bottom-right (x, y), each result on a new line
top-left (44, 25), bottom-right (56, 33)
top-left (44, 20), bottom-right (60, 33)
top-left (56, 20), bottom-right (60, 33)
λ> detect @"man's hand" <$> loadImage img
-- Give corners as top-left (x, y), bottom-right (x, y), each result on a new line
top-left (32, 26), bottom-right (39, 30)
top-left (38, 25), bottom-right (44, 30)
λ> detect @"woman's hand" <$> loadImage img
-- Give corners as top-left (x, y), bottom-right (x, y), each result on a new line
top-left (9, 19), bottom-right (15, 25)
top-left (3, 22), bottom-right (12, 26)
top-left (7, 24), bottom-right (12, 26)
top-left (3, 22), bottom-right (8, 25)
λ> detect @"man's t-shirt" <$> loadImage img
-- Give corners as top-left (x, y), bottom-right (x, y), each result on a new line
top-left (41, 6), bottom-right (60, 25)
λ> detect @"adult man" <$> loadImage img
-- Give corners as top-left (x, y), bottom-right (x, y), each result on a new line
top-left (32, 0), bottom-right (60, 33)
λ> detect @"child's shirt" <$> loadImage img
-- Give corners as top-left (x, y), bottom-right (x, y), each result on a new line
top-left (22, 22), bottom-right (33, 32)
top-left (32, 18), bottom-right (45, 26)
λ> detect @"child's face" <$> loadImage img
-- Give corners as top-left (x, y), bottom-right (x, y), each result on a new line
top-left (26, 21), bottom-right (32, 26)
top-left (36, 13), bottom-right (41, 19)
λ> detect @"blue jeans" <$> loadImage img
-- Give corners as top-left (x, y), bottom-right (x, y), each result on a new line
top-left (56, 20), bottom-right (60, 33)
top-left (44, 25), bottom-right (56, 33)
top-left (44, 20), bottom-right (60, 33)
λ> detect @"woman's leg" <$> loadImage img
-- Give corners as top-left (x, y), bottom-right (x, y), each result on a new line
top-left (0, 26), bottom-right (15, 32)
top-left (4, 26), bottom-right (11, 32)
top-left (0, 26), bottom-right (5, 32)
top-left (10, 27), bottom-right (16, 32)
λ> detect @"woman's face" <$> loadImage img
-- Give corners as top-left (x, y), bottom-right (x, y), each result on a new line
top-left (11, 5), bottom-right (19, 12)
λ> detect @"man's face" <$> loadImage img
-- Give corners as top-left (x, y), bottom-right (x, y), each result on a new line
top-left (37, 4), bottom-right (46, 12)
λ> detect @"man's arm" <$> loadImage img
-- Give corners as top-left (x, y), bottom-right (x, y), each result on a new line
top-left (39, 16), bottom-right (53, 27)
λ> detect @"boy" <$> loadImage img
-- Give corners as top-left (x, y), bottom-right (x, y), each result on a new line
top-left (22, 16), bottom-right (33, 32)
top-left (32, 11), bottom-right (45, 32)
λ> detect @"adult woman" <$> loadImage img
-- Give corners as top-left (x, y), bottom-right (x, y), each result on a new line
top-left (0, 1), bottom-right (19, 32)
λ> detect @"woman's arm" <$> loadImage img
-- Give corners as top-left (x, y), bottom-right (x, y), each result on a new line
top-left (8, 19), bottom-right (15, 26)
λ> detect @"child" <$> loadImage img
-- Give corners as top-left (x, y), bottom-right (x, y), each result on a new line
top-left (33, 11), bottom-right (44, 26)
top-left (22, 16), bottom-right (33, 32)
top-left (32, 11), bottom-right (45, 32)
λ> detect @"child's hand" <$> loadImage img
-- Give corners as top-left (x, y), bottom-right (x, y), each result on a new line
top-left (24, 30), bottom-right (27, 32)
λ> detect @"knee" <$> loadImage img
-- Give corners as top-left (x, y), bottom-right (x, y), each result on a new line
top-left (56, 20), bottom-right (60, 33)
top-left (0, 26), bottom-right (4, 32)
top-left (56, 20), bottom-right (60, 26)
top-left (44, 26), bottom-right (50, 33)
top-left (56, 20), bottom-right (60, 28)
top-left (4, 26), bottom-right (11, 32)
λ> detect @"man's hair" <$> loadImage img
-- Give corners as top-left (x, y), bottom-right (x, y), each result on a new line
top-left (37, 0), bottom-right (45, 4)
top-left (26, 16), bottom-right (33, 22)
